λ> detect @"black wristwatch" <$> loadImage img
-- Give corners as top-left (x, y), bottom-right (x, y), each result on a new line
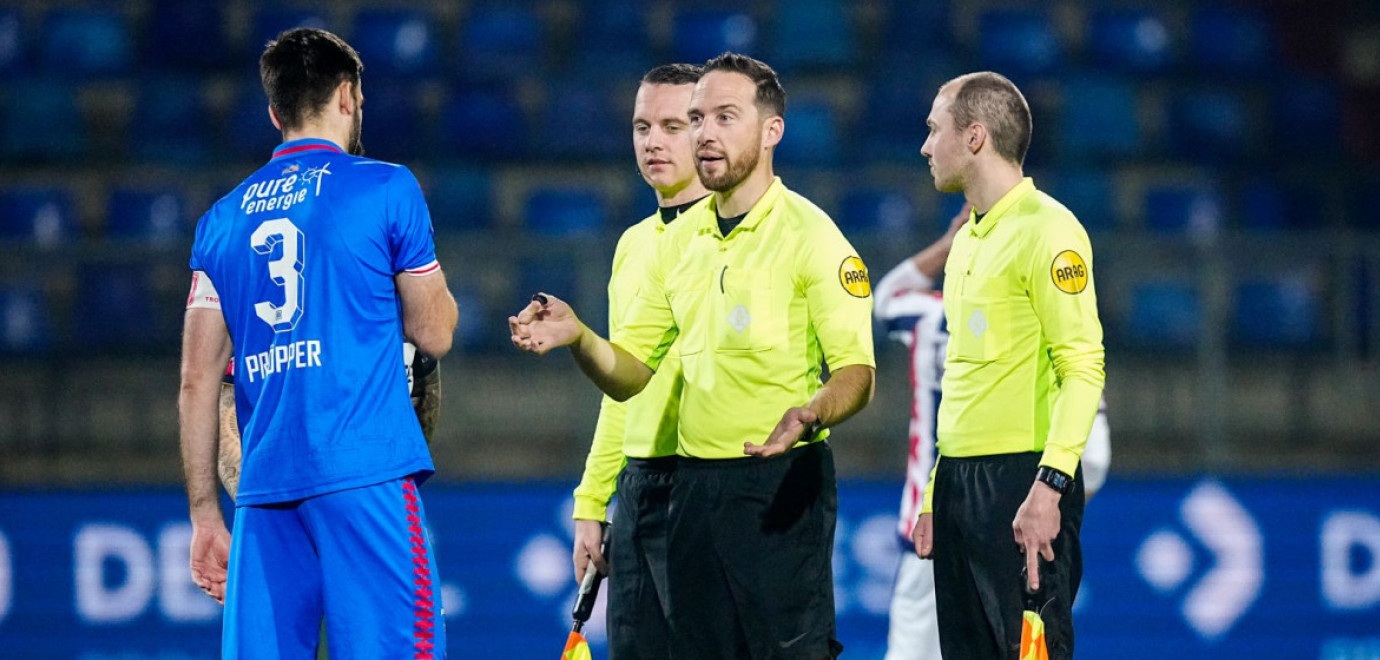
top-left (1035, 466), bottom-right (1074, 495)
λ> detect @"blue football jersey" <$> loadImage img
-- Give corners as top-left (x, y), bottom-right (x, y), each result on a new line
top-left (190, 138), bottom-right (438, 506)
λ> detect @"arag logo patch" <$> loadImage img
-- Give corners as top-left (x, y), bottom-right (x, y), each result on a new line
top-left (839, 256), bottom-right (871, 298)
top-left (1050, 250), bottom-right (1089, 294)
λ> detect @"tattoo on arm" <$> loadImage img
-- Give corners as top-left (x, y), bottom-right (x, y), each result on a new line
top-left (413, 362), bottom-right (441, 444)
top-left (216, 384), bottom-right (241, 501)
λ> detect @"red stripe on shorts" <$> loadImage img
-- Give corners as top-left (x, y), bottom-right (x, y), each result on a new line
top-left (403, 478), bottom-right (437, 660)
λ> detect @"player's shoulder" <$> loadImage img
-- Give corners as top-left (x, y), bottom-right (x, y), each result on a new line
top-left (1017, 188), bottom-right (1089, 245)
top-left (345, 156), bottom-right (418, 187)
top-left (777, 186), bottom-right (836, 233)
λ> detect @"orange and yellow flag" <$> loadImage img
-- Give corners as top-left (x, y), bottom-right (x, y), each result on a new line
top-left (1020, 609), bottom-right (1050, 660)
top-left (561, 631), bottom-right (592, 660)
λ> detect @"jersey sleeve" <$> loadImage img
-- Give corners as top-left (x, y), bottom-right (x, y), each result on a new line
top-left (1028, 218), bottom-right (1106, 477)
top-left (797, 222), bottom-right (876, 371)
top-left (610, 230), bottom-right (678, 371)
top-left (188, 209), bottom-right (212, 272)
top-left (387, 167), bottom-right (439, 274)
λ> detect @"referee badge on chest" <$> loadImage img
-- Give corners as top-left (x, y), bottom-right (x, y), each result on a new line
top-left (968, 309), bottom-right (988, 338)
top-left (728, 303), bottom-right (752, 333)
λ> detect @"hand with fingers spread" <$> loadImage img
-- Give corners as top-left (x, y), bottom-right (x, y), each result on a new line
top-left (1012, 481), bottom-right (1062, 592)
top-left (509, 293), bottom-right (584, 355)
top-left (572, 519), bottom-right (608, 585)
top-left (912, 512), bottom-right (934, 559)
top-left (189, 517), bottom-right (231, 605)
top-left (744, 407), bottom-right (818, 458)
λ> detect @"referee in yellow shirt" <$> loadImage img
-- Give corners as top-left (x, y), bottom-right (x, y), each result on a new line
top-left (512, 53), bottom-right (875, 659)
top-left (910, 72), bottom-right (1105, 660)
top-left (569, 63), bottom-right (708, 659)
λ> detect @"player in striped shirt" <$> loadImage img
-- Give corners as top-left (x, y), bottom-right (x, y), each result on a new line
top-left (873, 205), bottom-right (1110, 659)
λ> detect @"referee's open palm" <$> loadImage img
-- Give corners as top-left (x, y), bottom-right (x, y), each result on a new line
top-left (509, 294), bottom-right (582, 355)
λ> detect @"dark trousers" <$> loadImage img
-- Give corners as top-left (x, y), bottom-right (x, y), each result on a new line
top-left (607, 456), bottom-right (677, 660)
top-left (666, 442), bottom-right (843, 660)
top-left (932, 453), bottom-right (1085, 660)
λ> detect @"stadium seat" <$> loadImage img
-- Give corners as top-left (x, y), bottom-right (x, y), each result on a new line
top-left (1059, 75), bottom-right (1141, 158)
top-left (1270, 75), bottom-right (1341, 158)
top-left (227, 83), bottom-right (280, 160)
top-left (768, 0), bottom-right (856, 71)
top-left (251, 7), bottom-right (331, 53)
top-left (978, 9), bottom-right (1061, 76)
top-left (1240, 178), bottom-right (1329, 231)
top-left (1143, 183), bottom-right (1223, 235)
top-left (41, 9), bottom-right (132, 76)
top-left (458, 5), bottom-right (543, 82)
top-left (1232, 276), bottom-right (1319, 347)
top-left (774, 99), bottom-right (840, 166)
top-left (144, 0), bottom-right (228, 69)
top-left (1087, 9), bottom-right (1173, 72)
top-left (451, 286), bottom-right (495, 352)
top-left (0, 188), bottom-right (78, 247)
top-left (837, 189), bottom-right (916, 236)
top-left (0, 284), bottom-right (52, 353)
top-left (73, 264), bottom-right (157, 349)
top-left (880, 0), bottom-right (952, 59)
top-left (1167, 88), bottom-right (1250, 161)
top-left (421, 166), bottom-right (494, 232)
top-left (352, 9), bottom-right (438, 78)
top-left (106, 188), bottom-right (188, 244)
top-left (442, 86), bottom-right (526, 160)
top-left (131, 78), bottom-right (211, 164)
top-left (518, 257), bottom-right (584, 317)
top-left (1128, 281), bottom-right (1201, 347)
top-left (673, 10), bottom-right (759, 65)
top-left (0, 10), bottom-right (24, 76)
top-left (352, 79), bottom-right (423, 162)
top-left (1046, 170), bottom-right (1115, 231)
top-left (541, 81), bottom-right (624, 160)
top-left (572, 0), bottom-right (651, 80)
top-left (524, 189), bottom-right (606, 236)
top-left (0, 79), bottom-right (86, 161)
top-left (1191, 8), bottom-right (1274, 74)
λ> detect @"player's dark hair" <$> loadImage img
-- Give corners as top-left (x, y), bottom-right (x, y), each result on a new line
top-left (642, 63), bottom-right (703, 86)
top-left (944, 72), bottom-right (1032, 165)
top-left (702, 52), bottom-right (786, 118)
top-left (259, 28), bottom-right (364, 131)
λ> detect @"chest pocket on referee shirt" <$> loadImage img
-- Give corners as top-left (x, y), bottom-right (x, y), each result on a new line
top-left (948, 276), bottom-right (1013, 363)
top-left (716, 267), bottom-right (777, 352)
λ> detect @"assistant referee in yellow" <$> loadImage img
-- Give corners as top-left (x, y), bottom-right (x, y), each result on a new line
top-left (910, 72), bottom-right (1105, 660)
top-left (511, 53), bottom-right (874, 660)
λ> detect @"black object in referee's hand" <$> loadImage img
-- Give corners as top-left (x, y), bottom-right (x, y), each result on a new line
top-left (571, 522), bottom-right (610, 632)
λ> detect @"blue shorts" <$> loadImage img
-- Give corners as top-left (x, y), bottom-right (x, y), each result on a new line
top-left (223, 476), bottom-right (446, 660)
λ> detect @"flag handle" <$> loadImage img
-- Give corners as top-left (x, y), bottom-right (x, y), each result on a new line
top-left (571, 522), bottom-right (610, 633)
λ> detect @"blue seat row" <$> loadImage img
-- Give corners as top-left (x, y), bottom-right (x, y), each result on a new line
top-left (1126, 275), bottom-right (1322, 348)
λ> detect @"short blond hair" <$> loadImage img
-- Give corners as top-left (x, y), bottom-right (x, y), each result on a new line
top-left (941, 72), bottom-right (1032, 165)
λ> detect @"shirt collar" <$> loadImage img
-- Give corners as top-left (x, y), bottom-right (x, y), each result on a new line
top-left (702, 177), bottom-right (786, 238)
top-left (968, 177), bottom-right (1035, 238)
top-left (270, 138), bottom-right (345, 162)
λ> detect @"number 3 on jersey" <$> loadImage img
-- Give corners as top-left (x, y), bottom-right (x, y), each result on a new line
top-left (251, 218), bottom-right (305, 332)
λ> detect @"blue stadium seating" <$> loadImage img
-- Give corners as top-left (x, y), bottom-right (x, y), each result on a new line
top-left (524, 189), bottom-right (606, 236)
top-left (106, 189), bottom-right (188, 244)
top-left (1046, 169), bottom-right (1115, 231)
top-left (1167, 88), bottom-right (1250, 161)
top-left (251, 8), bottom-right (332, 53)
top-left (1191, 8), bottom-right (1273, 74)
top-left (775, 99), bottom-right (840, 166)
top-left (0, 10), bottom-right (23, 76)
top-left (131, 78), bottom-right (211, 164)
top-left (0, 284), bottom-right (52, 353)
top-left (768, 0), bottom-right (856, 71)
top-left (1087, 9), bottom-right (1173, 72)
top-left (1059, 75), bottom-right (1141, 158)
top-left (354, 80), bottom-right (423, 162)
top-left (145, 0), bottom-right (228, 69)
top-left (0, 79), bottom-right (86, 161)
top-left (421, 167), bottom-right (493, 232)
top-left (442, 86), bottom-right (526, 160)
top-left (673, 10), bottom-right (759, 65)
top-left (1232, 276), bottom-right (1319, 347)
top-left (74, 265), bottom-right (157, 349)
top-left (458, 5), bottom-right (543, 82)
top-left (572, 0), bottom-right (650, 80)
top-left (1240, 178), bottom-right (1329, 231)
top-left (880, 0), bottom-right (952, 59)
top-left (451, 286), bottom-right (496, 352)
top-left (1143, 183), bottom-right (1223, 234)
top-left (1128, 281), bottom-right (1201, 347)
top-left (227, 82), bottom-right (280, 160)
top-left (352, 9), bottom-right (438, 78)
top-left (978, 9), bottom-right (1061, 76)
top-left (41, 9), bottom-right (132, 76)
top-left (836, 189), bottom-right (916, 236)
top-left (541, 81), bottom-right (624, 160)
top-left (0, 188), bottom-right (78, 246)
top-left (1271, 75), bottom-right (1342, 158)
top-left (518, 257), bottom-right (587, 323)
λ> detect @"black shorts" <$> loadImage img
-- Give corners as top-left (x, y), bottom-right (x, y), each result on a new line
top-left (606, 455), bottom-right (676, 660)
top-left (931, 452), bottom-right (1085, 660)
top-left (666, 441), bottom-right (843, 660)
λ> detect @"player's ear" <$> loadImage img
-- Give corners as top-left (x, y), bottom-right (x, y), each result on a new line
top-left (967, 123), bottom-right (986, 155)
top-left (267, 105), bottom-right (282, 131)
top-left (336, 80), bottom-right (355, 116)
top-left (762, 115), bottom-right (784, 150)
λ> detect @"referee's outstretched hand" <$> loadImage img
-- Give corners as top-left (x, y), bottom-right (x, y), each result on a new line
top-left (509, 293), bottom-right (581, 355)
top-left (1012, 482), bottom-right (1062, 592)
top-left (746, 407), bottom-right (818, 457)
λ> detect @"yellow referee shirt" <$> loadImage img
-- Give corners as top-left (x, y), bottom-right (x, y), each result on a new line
top-left (572, 211), bottom-right (686, 521)
top-left (923, 178), bottom-right (1105, 513)
top-left (613, 177), bottom-right (875, 459)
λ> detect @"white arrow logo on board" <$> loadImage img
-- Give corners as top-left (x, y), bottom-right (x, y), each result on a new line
top-left (1135, 480), bottom-right (1264, 640)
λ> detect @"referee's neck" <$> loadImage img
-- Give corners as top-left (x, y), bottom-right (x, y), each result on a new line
top-left (964, 164), bottom-right (1024, 215)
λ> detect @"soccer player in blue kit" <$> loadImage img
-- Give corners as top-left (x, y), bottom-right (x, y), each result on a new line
top-left (178, 28), bottom-right (458, 660)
